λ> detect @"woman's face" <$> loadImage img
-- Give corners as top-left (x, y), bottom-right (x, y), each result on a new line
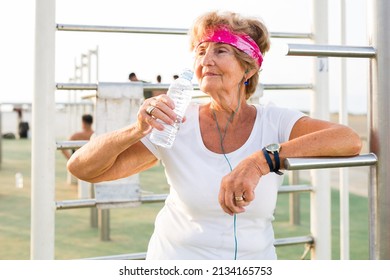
top-left (194, 42), bottom-right (246, 97)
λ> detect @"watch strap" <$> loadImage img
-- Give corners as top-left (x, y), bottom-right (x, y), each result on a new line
top-left (262, 148), bottom-right (274, 173)
top-left (262, 147), bottom-right (284, 175)
top-left (272, 151), bottom-right (284, 175)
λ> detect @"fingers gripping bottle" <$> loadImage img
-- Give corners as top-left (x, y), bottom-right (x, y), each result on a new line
top-left (150, 69), bottom-right (193, 148)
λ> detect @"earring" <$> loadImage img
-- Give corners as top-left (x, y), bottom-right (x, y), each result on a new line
top-left (244, 80), bottom-right (249, 86)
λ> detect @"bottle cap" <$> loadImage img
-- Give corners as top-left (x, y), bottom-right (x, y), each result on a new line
top-left (180, 68), bottom-right (193, 81)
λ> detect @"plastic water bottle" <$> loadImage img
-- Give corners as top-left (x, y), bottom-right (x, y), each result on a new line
top-left (150, 69), bottom-right (193, 148)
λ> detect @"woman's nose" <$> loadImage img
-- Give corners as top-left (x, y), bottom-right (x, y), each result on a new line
top-left (201, 49), bottom-right (215, 66)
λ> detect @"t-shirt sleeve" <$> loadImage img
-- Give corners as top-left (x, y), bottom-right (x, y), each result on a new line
top-left (140, 135), bottom-right (162, 159)
top-left (264, 104), bottom-right (306, 143)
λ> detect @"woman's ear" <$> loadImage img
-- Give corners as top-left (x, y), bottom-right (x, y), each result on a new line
top-left (246, 68), bottom-right (257, 79)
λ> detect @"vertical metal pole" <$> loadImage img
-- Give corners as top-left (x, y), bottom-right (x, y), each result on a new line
top-left (369, 0), bottom-right (390, 260)
top-left (96, 46), bottom-right (100, 81)
top-left (31, 0), bottom-right (56, 259)
top-left (85, 51), bottom-right (99, 229)
top-left (100, 209), bottom-right (110, 241)
top-left (311, 0), bottom-right (331, 260)
top-left (93, 46), bottom-right (101, 231)
top-left (0, 108), bottom-right (2, 169)
top-left (289, 171), bottom-right (300, 225)
top-left (339, 0), bottom-right (350, 260)
top-left (87, 51), bottom-right (92, 83)
top-left (90, 185), bottom-right (98, 228)
top-left (0, 106), bottom-right (2, 168)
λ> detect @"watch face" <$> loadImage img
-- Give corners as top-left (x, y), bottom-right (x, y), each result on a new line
top-left (266, 143), bottom-right (280, 152)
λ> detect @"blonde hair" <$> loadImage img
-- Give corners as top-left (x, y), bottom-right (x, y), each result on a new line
top-left (189, 11), bottom-right (271, 99)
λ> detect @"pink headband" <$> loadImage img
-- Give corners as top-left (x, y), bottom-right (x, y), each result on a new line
top-left (197, 27), bottom-right (263, 67)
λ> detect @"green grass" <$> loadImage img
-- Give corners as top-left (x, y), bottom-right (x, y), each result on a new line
top-left (0, 139), bottom-right (369, 259)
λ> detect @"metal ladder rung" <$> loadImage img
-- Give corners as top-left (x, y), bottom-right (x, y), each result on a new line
top-left (83, 235), bottom-right (314, 260)
top-left (84, 252), bottom-right (146, 260)
top-left (284, 153), bottom-right (377, 170)
top-left (278, 184), bottom-right (313, 193)
top-left (55, 185), bottom-right (311, 209)
top-left (274, 235), bottom-right (314, 247)
top-left (55, 194), bottom-right (168, 210)
top-left (56, 140), bottom-right (88, 150)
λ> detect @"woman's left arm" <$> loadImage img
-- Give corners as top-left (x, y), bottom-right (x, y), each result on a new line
top-left (218, 116), bottom-right (362, 215)
top-left (279, 116), bottom-right (362, 164)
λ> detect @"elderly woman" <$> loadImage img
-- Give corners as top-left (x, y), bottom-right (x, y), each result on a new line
top-left (67, 11), bottom-right (361, 260)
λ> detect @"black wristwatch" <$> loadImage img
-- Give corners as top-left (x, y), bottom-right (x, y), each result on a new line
top-left (265, 143), bottom-right (283, 175)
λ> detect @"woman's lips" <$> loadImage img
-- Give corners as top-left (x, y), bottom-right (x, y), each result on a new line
top-left (203, 72), bottom-right (218, 77)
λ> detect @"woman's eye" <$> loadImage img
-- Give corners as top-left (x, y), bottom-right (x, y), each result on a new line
top-left (196, 49), bottom-right (205, 56)
top-left (216, 48), bottom-right (228, 54)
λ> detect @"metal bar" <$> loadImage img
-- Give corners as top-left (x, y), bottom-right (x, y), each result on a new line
top-left (56, 83), bottom-right (97, 90)
top-left (56, 23), bottom-right (312, 39)
top-left (55, 194), bottom-right (168, 210)
top-left (31, 0), bottom-right (56, 260)
top-left (55, 187), bottom-right (312, 210)
top-left (284, 153), bottom-right (378, 170)
top-left (140, 194), bottom-right (168, 203)
top-left (90, 184), bottom-right (98, 228)
top-left (81, 93), bottom-right (97, 100)
top-left (262, 84), bottom-right (313, 90)
top-left (100, 209), bottom-right (110, 241)
top-left (271, 32), bottom-right (312, 39)
top-left (311, 1), bottom-right (331, 260)
top-left (369, 0), bottom-right (390, 260)
top-left (83, 235), bottom-right (314, 260)
top-left (57, 24), bottom-right (189, 35)
top-left (56, 199), bottom-right (96, 209)
top-left (289, 171), bottom-right (301, 226)
top-left (286, 43), bottom-right (376, 58)
top-left (274, 235), bottom-right (314, 247)
top-left (56, 140), bottom-right (88, 150)
top-left (339, 0), bottom-right (350, 260)
top-left (84, 252), bottom-right (147, 260)
top-left (278, 184), bottom-right (312, 194)
top-left (56, 82), bottom-right (313, 91)
top-left (0, 110), bottom-right (2, 168)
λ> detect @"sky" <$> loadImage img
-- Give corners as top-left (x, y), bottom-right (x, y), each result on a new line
top-left (0, 0), bottom-right (369, 113)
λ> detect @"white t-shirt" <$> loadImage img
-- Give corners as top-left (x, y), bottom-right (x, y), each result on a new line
top-left (141, 102), bottom-right (305, 260)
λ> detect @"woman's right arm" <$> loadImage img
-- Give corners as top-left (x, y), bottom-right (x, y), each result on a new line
top-left (67, 94), bottom-right (177, 183)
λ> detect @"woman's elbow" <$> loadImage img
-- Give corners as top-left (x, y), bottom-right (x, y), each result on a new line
top-left (346, 130), bottom-right (363, 156)
top-left (67, 156), bottom-right (92, 182)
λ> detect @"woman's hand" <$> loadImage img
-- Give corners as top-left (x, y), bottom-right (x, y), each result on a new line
top-left (218, 152), bottom-right (270, 215)
top-left (138, 95), bottom-right (177, 134)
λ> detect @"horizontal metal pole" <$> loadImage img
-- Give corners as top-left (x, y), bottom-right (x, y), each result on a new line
top-left (274, 235), bottom-right (314, 247)
top-left (56, 82), bottom-right (312, 92)
top-left (1, 102), bottom-right (93, 107)
top-left (278, 184), bottom-right (313, 194)
top-left (84, 252), bottom-right (147, 260)
top-left (271, 32), bottom-right (312, 39)
top-left (81, 93), bottom-right (97, 100)
top-left (56, 186), bottom-right (310, 209)
top-left (141, 194), bottom-right (168, 203)
top-left (56, 23), bottom-right (311, 39)
top-left (57, 24), bottom-right (188, 35)
top-left (286, 43), bottom-right (376, 58)
top-left (56, 199), bottom-right (96, 210)
top-left (56, 82), bottom-right (198, 91)
top-left (284, 153), bottom-right (378, 171)
top-left (263, 83), bottom-right (313, 90)
top-left (56, 140), bottom-right (88, 150)
top-left (83, 235), bottom-right (314, 260)
top-left (55, 194), bottom-right (167, 210)
top-left (56, 83), bottom-right (97, 90)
